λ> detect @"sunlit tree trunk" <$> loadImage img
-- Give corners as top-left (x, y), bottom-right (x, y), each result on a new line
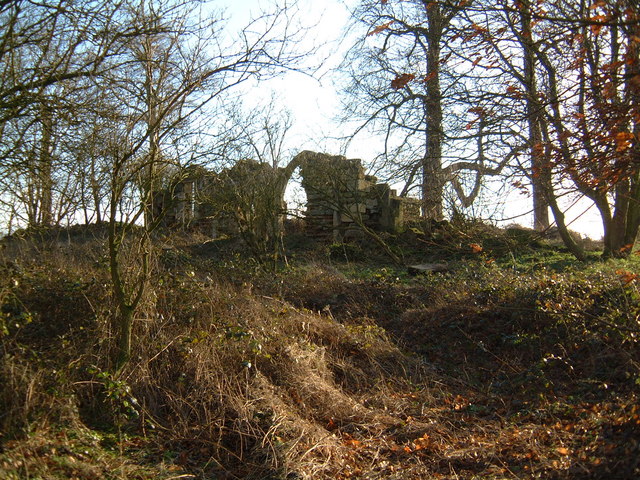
top-left (38, 103), bottom-right (54, 226)
top-left (519, 0), bottom-right (549, 231)
top-left (421, 2), bottom-right (445, 220)
top-left (606, 7), bottom-right (640, 256)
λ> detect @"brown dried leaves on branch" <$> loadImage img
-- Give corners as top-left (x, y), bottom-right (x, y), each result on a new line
top-left (367, 20), bottom-right (394, 37)
top-left (391, 73), bottom-right (415, 90)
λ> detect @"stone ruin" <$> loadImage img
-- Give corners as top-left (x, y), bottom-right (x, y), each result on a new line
top-left (297, 152), bottom-right (421, 239)
top-left (155, 151), bottom-right (421, 241)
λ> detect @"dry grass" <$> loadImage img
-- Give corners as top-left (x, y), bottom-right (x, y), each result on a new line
top-left (1, 228), bottom-right (639, 479)
top-left (0, 230), bottom-right (432, 478)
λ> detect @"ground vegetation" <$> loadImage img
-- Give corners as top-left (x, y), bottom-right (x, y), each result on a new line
top-left (0, 223), bottom-right (638, 479)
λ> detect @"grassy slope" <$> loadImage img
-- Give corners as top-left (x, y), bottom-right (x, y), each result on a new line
top-left (0, 223), bottom-right (639, 479)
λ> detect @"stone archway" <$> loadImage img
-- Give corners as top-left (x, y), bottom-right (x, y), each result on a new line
top-left (156, 151), bottom-right (421, 241)
top-left (280, 151), bottom-right (421, 240)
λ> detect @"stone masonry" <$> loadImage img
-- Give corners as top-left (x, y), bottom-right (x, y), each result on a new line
top-left (295, 151), bottom-right (420, 240)
top-left (155, 151), bottom-right (421, 241)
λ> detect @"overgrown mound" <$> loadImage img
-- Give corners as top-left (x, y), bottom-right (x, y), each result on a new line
top-left (0, 234), bottom-right (430, 479)
top-left (250, 255), bottom-right (640, 479)
top-left (401, 218), bottom-right (598, 260)
top-left (1, 228), bottom-right (639, 479)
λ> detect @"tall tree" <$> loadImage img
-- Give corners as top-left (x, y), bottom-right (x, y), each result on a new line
top-left (487, 0), bottom-right (581, 253)
top-left (518, 0), bottom-right (550, 231)
top-left (342, 0), bottom-right (511, 221)
top-left (0, 0), bottom-right (156, 227)
top-left (488, 0), bottom-right (640, 257)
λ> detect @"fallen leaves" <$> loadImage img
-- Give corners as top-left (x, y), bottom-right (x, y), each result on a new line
top-left (616, 268), bottom-right (639, 285)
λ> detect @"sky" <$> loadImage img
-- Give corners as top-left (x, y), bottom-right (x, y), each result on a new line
top-left (218, 0), bottom-right (363, 154)
top-left (218, 0), bottom-right (606, 240)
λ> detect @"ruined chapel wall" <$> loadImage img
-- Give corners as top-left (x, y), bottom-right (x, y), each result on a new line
top-left (155, 151), bottom-right (420, 240)
top-left (297, 152), bottom-right (418, 240)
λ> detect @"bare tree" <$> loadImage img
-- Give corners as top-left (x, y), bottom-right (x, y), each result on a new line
top-left (341, 0), bottom-right (513, 222)
top-left (0, 0), bottom-right (150, 226)
top-left (100, 0), bottom-right (307, 370)
top-left (197, 99), bottom-right (296, 267)
top-left (225, 97), bottom-right (295, 169)
top-left (0, 0), bottom-right (308, 369)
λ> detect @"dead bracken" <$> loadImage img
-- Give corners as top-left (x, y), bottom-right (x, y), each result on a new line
top-left (1, 224), bottom-right (638, 479)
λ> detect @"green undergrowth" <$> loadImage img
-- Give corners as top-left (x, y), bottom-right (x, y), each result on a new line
top-left (1, 226), bottom-right (639, 479)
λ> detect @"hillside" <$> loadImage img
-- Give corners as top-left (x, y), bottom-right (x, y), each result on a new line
top-left (1, 223), bottom-right (639, 479)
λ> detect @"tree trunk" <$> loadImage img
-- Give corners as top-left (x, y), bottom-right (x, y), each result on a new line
top-left (602, 16), bottom-right (640, 258)
top-left (623, 175), bottom-right (640, 248)
top-left (89, 158), bottom-right (103, 224)
top-left (422, 6), bottom-right (444, 220)
top-left (622, 15), bottom-right (640, 252)
top-left (422, 157), bottom-right (444, 220)
top-left (108, 197), bottom-right (148, 373)
top-left (602, 179), bottom-right (640, 258)
top-left (545, 183), bottom-right (586, 261)
top-left (520, 0), bottom-right (549, 231)
top-left (114, 304), bottom-right (134, 372)
top-left (539, 120), bottom-right (586, 261)
top-left (38, 104), bottom-right (54, 226)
